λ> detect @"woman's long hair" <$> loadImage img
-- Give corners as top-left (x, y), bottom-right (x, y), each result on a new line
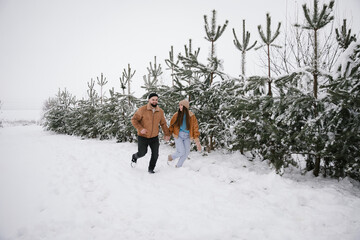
top-left (173, 106), bottom-right (190, 130)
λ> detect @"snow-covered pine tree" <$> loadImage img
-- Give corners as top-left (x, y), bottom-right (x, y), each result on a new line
top-left (273, 72), bottom-right (317, 172)
top-left (113, 90), bottom-right (138, 143)
top-left (122, 64), bottom-right (136, 105)
top-left (119, 73), bottom-right (127, 95)
top-left (226, 95), bottom-right (256, 155)
top-left (214, 77), bottom-right (245, 150)
top-left (203, 9), bottom-right (228, 85)
top-left (257, 96), bottom-right (298, 173)
top-left (165, 39), bottom-right (202, 90)
top-left (256, 13), bottom-right (282, 96)
top-left (164, 41), bottom-right (201, 122)
top-left (322, 40), bottom-right (360, 180)
top-left (183, 39), bottom-right (201, 100)
top-left (43, 78), bottom-right (138, 142)
top-left (295, 0), bottom-right (335, 177)
top-left (296, 0), bottom-right (334, 100)
top-left (142, 56), bottom-right (162, 94)
top-left (165, 46), bottom-right (177, 86)
top-left (184, 39), bottom-right (200, 59)
top-left (63, 89), bottom-right (76, 134)
top-left (226, 69), bottom-right (313, 173)
top-left (233, 19), bottom-right (257, 77)
top-left (165, 39), bottom-right (201, 88)
top-left (42, 88), bottom-right (76, 134)
top-left (112, 64), bottom-right (137, 140)
top-left (186, 74), bottom-right (244, 152)
top-left (228, 88), bottom-right (297, 173)
top-left (73, 79), bottom-right (100, 138)
top-left (94, 81), bottom-right (137, 141)
top-left (96, 73), bottom-right (108, 105)
top-left (165, 43), bottom-right (232, 152)
top-left (96, 88), bottom-right (120, 140)
top-left (186, 78), bottom-right (222, 152)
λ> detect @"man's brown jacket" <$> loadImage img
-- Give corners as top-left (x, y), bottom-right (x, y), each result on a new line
top-left (131, 103), bottom-right (170, 138)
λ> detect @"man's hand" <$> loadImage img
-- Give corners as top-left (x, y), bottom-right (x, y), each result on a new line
top-left (140, 129), bottom-right (148, 135)
top-left (164, 135), bottom-right (170, 141)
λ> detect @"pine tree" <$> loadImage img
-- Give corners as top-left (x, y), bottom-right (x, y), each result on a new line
top-left (182, 39), bottom-right (201, 85)
top-left (96, 73), bottom-right (108, 105)
top-left (233, 19), bottom-right (257, 76)
top-left (42, 88), bottom-right (76, 134)
top-left (323, 40), bottom-right (360, 180)
top-left (147, 56), bottom-right (163, 84)
top-left (165, 46), bottom-right (177, 86)
top-left (87, 78), bottom-right (98, 107)
top-left (296, 0), bottom-right (334, 176)
top-left (165, 40), bottom-right (200, 90)
top-left (142, 56), bottom-right (162, 92)
top-left (296, 0), bottom-right (334, 100)
top-left (122, 64), bottom-right (136, 105)
top-left (336, 19), bottom-right (357, 50)
top-left (99, 90), bottom-right (137, 142)
top-left (166, 42), bottom-right (205, 90)
top-left (123, 64), bottom-right (136, 95)
top-left (165, 50), bottom-right (229, 152)
top-left (115, 94), bottom-right (138, 143)
top-left (203, 9), bottom-right (229, 85)
top-left (119, 73), bottom-right (127, 95)
top-left (183, 39), bottom-right (201, 101)
top-left (73, 79), bottom-right (100, 138)
top-left (184, 39), bottom-right (200, 59)
top-left (256, 13), bottom-right (281, 96)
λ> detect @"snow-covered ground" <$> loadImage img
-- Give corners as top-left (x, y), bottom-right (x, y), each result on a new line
top-left (0, 109), bottom-right (42, 127)
top-left (0, 118), bottom-right (360, 239)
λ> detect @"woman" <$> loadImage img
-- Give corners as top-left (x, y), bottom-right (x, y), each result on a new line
top-left (168, 99), bottom-right (201, 167)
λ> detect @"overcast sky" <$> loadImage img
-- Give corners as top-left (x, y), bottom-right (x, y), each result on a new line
top-left (1, 0), bottom-right (359, 110)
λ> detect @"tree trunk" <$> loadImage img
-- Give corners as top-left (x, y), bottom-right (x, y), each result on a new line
top-left (313, 29), bottom-right (320, 177)
top-left (313, 29), bottom-right (318, 100)
top-left (100, 86), bottom-right (102, 105)
top-left (128, 79), bottom-right (131, 106)
top-left (314, 155), bottom-right (321, 177)
top-left (189, 73), bottom-right (191, 102)
top-left (241, 51), bottom-right (246, 76)
top-left (210, 40), bottom-right (215, 85)
top-left (267, 44), bottom-right (272, 96)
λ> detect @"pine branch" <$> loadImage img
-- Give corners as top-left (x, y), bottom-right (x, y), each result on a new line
top-left (270, 22), bottom-right (282, 43)
top-left (233, 28), bottom-right (243, 51)
top-left (336, 19), bottom-right (357, 49)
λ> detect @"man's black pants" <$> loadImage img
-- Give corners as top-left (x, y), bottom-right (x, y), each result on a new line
top-left (134, 136), bottom-right (159, 171)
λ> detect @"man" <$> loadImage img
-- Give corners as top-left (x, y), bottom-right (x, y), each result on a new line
top-left (131, 93), bottom-right (170, 173)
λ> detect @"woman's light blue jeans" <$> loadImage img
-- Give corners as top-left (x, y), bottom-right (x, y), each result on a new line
top-left (171, 131), bottom-right (191, 167)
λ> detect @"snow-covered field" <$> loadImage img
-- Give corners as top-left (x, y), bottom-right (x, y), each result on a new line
top-left (0, 112), bottom-right (360, 240)
top-left (0, 109), bottom-right (42, 127)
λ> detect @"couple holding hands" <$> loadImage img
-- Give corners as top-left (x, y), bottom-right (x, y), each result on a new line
top-left (131, 93), bottom-right (201, 174)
